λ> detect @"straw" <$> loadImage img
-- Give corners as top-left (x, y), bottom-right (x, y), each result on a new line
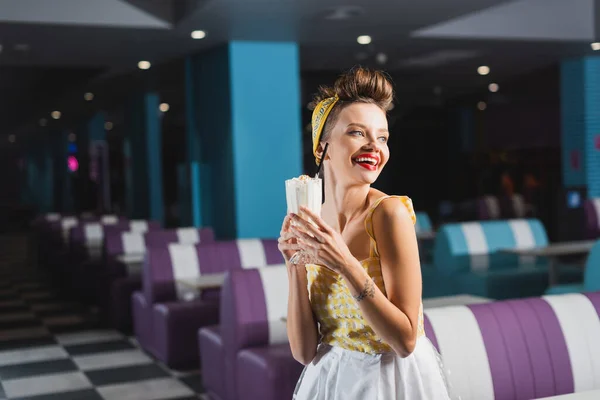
top-left (316, 143), bottom-right (329, 204)
top-left (315, 143), bottom-right (329, 178)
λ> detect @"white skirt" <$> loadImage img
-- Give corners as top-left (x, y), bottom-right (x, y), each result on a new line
top-left (293, 337), bottom-right (456, 400)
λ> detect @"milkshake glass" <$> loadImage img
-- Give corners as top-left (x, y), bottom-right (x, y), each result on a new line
top-left (285, 175), bottom-right (322, 264)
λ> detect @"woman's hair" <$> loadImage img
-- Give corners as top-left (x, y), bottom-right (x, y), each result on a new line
top-left (309, 66), bottom-right (394, 143)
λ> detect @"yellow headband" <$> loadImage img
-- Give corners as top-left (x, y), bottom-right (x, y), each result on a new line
top-left (311, 95), bottom-right (339, 165)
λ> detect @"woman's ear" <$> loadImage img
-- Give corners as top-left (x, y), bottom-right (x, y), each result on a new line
top-left (316, 142), bottom-right (328, 161)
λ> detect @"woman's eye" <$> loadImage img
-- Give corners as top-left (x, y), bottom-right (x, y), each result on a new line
top-left (378, 136), bottom-right (388, 143)
top-left (350, 131), bottom-right (364, 136)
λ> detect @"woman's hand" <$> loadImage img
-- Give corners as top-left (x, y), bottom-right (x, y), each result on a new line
top-left (278, 214), bottom-right (303, 263)
top-left (289, 206), bottom-right (357, 274)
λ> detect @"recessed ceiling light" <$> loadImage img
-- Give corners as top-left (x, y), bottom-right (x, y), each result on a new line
top-left (591, 42), bottom-right (600, 51)
top-left (478, 66), bottom-right (490, 76)
top-left (488, 83), bottom-right (499, 93)
top-left (159, 103), bottom-right (170, 112)
top-left (104, 121), bottom-right (114, 131)
top-left (68, 133), bottom-right (76, 142)
top-left (477, 101), bottom-right (487, 111)
top-left (357, 35), bottom-right (372, 45)
top-left (51, 111), bottom-right (61, 120)
top-left (84, 92), bottom-right (94, 101)
top-left (376, 53), bottom-right (388, 65)
top-left (8, 135), bottom-right (15, 143)
top-left (39, 118), bottom-right (47, 127)
top-left (138, 61), bottom-right (151, 70)
top-left (191, 30), bottom-right (206, 39)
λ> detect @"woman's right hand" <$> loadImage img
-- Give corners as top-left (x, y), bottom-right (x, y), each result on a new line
top-left (278, 214), bottom-right (302, 263)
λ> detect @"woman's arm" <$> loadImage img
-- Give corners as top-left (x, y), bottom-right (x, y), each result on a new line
top-left (286, 263), bottom-right (319, 365)
top-left (341, 199), bottom-right (422, 357)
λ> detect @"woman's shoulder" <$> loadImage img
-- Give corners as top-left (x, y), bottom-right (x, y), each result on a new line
top-left (368, 190), bottom-right (416, 225)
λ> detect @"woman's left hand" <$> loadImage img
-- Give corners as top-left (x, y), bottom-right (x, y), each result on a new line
top-left (289, 206), bottom-right (357, 275)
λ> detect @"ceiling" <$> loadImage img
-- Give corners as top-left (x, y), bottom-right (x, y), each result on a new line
top-left (1, 0), bottom-right (599, 141)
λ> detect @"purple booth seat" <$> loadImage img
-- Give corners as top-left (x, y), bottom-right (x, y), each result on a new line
top-left (423, 291), bottom-right (600, 400)
top-left (113, 227), bottom-right (214, 342)
top-left (141, 239), bottom-right (283, 369)
top-left (67, 220), bottom-right (143, 302)
top-left (199, 267), bottom-right (301, 400)
top-left (102, 227), bottom-right (213, 332)
top-left (584, 198), bottom-right (600, 239)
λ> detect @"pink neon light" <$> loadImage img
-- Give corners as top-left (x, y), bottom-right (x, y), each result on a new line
top-left (67, 156), bottom-right (79, 172)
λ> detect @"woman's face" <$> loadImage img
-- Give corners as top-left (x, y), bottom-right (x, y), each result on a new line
top-left (321, 102), bottom-right (389, 185)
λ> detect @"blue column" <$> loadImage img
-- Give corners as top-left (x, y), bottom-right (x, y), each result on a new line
top-left (40, 141), bottom-right (54, 213)
top-left (561, 57), bottom-right (600, 197)
top-left (193, 42), bottom-right (302, 239)
top-left (124, 92), bottom-right (164, 224)
top-left (53, 131), bottom-right (73, 213)
top-left (183, 56), bottom-right (204, 227)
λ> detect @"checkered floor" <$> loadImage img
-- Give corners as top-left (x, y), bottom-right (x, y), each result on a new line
top-left (0, 236), bottom-right (207, 400)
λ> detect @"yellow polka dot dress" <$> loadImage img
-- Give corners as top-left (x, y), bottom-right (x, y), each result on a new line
top-left (294, 196), bottom-right (453, 400)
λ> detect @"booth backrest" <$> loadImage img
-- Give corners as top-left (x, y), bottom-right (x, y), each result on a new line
top-left (424, 292), bottom-right (600, 400)
top-left (433, 219), bottom-right (548, 273)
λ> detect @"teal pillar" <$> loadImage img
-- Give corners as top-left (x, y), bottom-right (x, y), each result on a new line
top-left (177, 163), bottom-right (191, 226)
top-left (39, 140), bottom-right (54, 213)
top-left (561, 57), bottom-right (600, 197)
top-left (194, 42), bottom-right (302, 239)
top-left (53, 131), bottom-right (73, 213)
top-left (183, 56), bottom-right (204, 227)
top-left (124, 92), bottom-right (164, 224)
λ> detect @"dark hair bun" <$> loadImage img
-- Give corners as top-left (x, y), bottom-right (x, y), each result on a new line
top-left (310, 66), bottom-right (394, 111)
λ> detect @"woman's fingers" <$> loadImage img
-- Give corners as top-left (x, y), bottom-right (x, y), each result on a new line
top-left (290, 214), bottom-right (326, 242)
top-left (299, 206), bottom-right (330, 232)
top-left (278, 242), bottom-right (302, 252)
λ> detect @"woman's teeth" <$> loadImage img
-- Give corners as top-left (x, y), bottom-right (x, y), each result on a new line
top-left (354, 157), bottom-right (376, 165)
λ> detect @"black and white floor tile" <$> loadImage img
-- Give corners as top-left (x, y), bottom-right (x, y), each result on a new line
top-left (0, 238), bottom-right (207, 400)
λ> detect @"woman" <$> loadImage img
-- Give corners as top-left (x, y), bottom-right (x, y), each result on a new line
top-left (279, 67), bottom-right (453, 399)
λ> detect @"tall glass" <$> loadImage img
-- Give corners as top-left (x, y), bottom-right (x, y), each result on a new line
top-left (285, 175), bottom-right (322, 264)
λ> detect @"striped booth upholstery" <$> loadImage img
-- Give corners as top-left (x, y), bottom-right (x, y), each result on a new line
top-left (199, 267), bottom-right (300, 400)
top-left (584, 198), bottom-right (600, 239)
top-left (141, 239), bottom-right (284, 368)
top-left (424, 292), bottom-right (600, 400)
top-left (128, 228), bottom-right (214, 348)
top-left (144, 227), bottom-right (215, 248)
top-left (88, 227), bottom-right (201, 332)
top-left (432, 219), bottom-right (551, 299)
top-left (68, 220), bottom-right (156, 304)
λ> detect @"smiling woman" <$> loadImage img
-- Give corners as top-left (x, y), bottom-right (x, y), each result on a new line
top-left (279, 67), bottom-right (455, 400)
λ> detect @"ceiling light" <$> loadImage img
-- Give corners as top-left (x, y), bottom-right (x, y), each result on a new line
top-left (138, 61), bottom-right (151, 70)
top-left (8, 135), bottom-right (15, 143)
top-left (357, 35), bottom-right (372, 45)
top-left (477, 101), bottom-right (487, 111)
top-left (159, 103), bottom-right (170, 112)
top-left (39, 118), bottom-right (47, 127)
top-left (191, 30), bottom-right (206, 39)
top-left (591, 42), bottom-right (600, 51)
top-left (68, 133), bottom-right (76, 142)
top-left (84, 92), bottom-right (94, 101)
top-left (51, 111), bottom-right (61, 120)
top-left (376, 53), bottom-right (388, 65)
top-left (104, 121), bottom-right (113, 131)
top-left (478, 65), bottom-right (490, 76)
top-left (488, 83), bottom-right (499, 93)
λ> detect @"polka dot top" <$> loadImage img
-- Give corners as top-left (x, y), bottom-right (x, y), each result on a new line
top-left (305, 195), bottom-right (425, 355)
